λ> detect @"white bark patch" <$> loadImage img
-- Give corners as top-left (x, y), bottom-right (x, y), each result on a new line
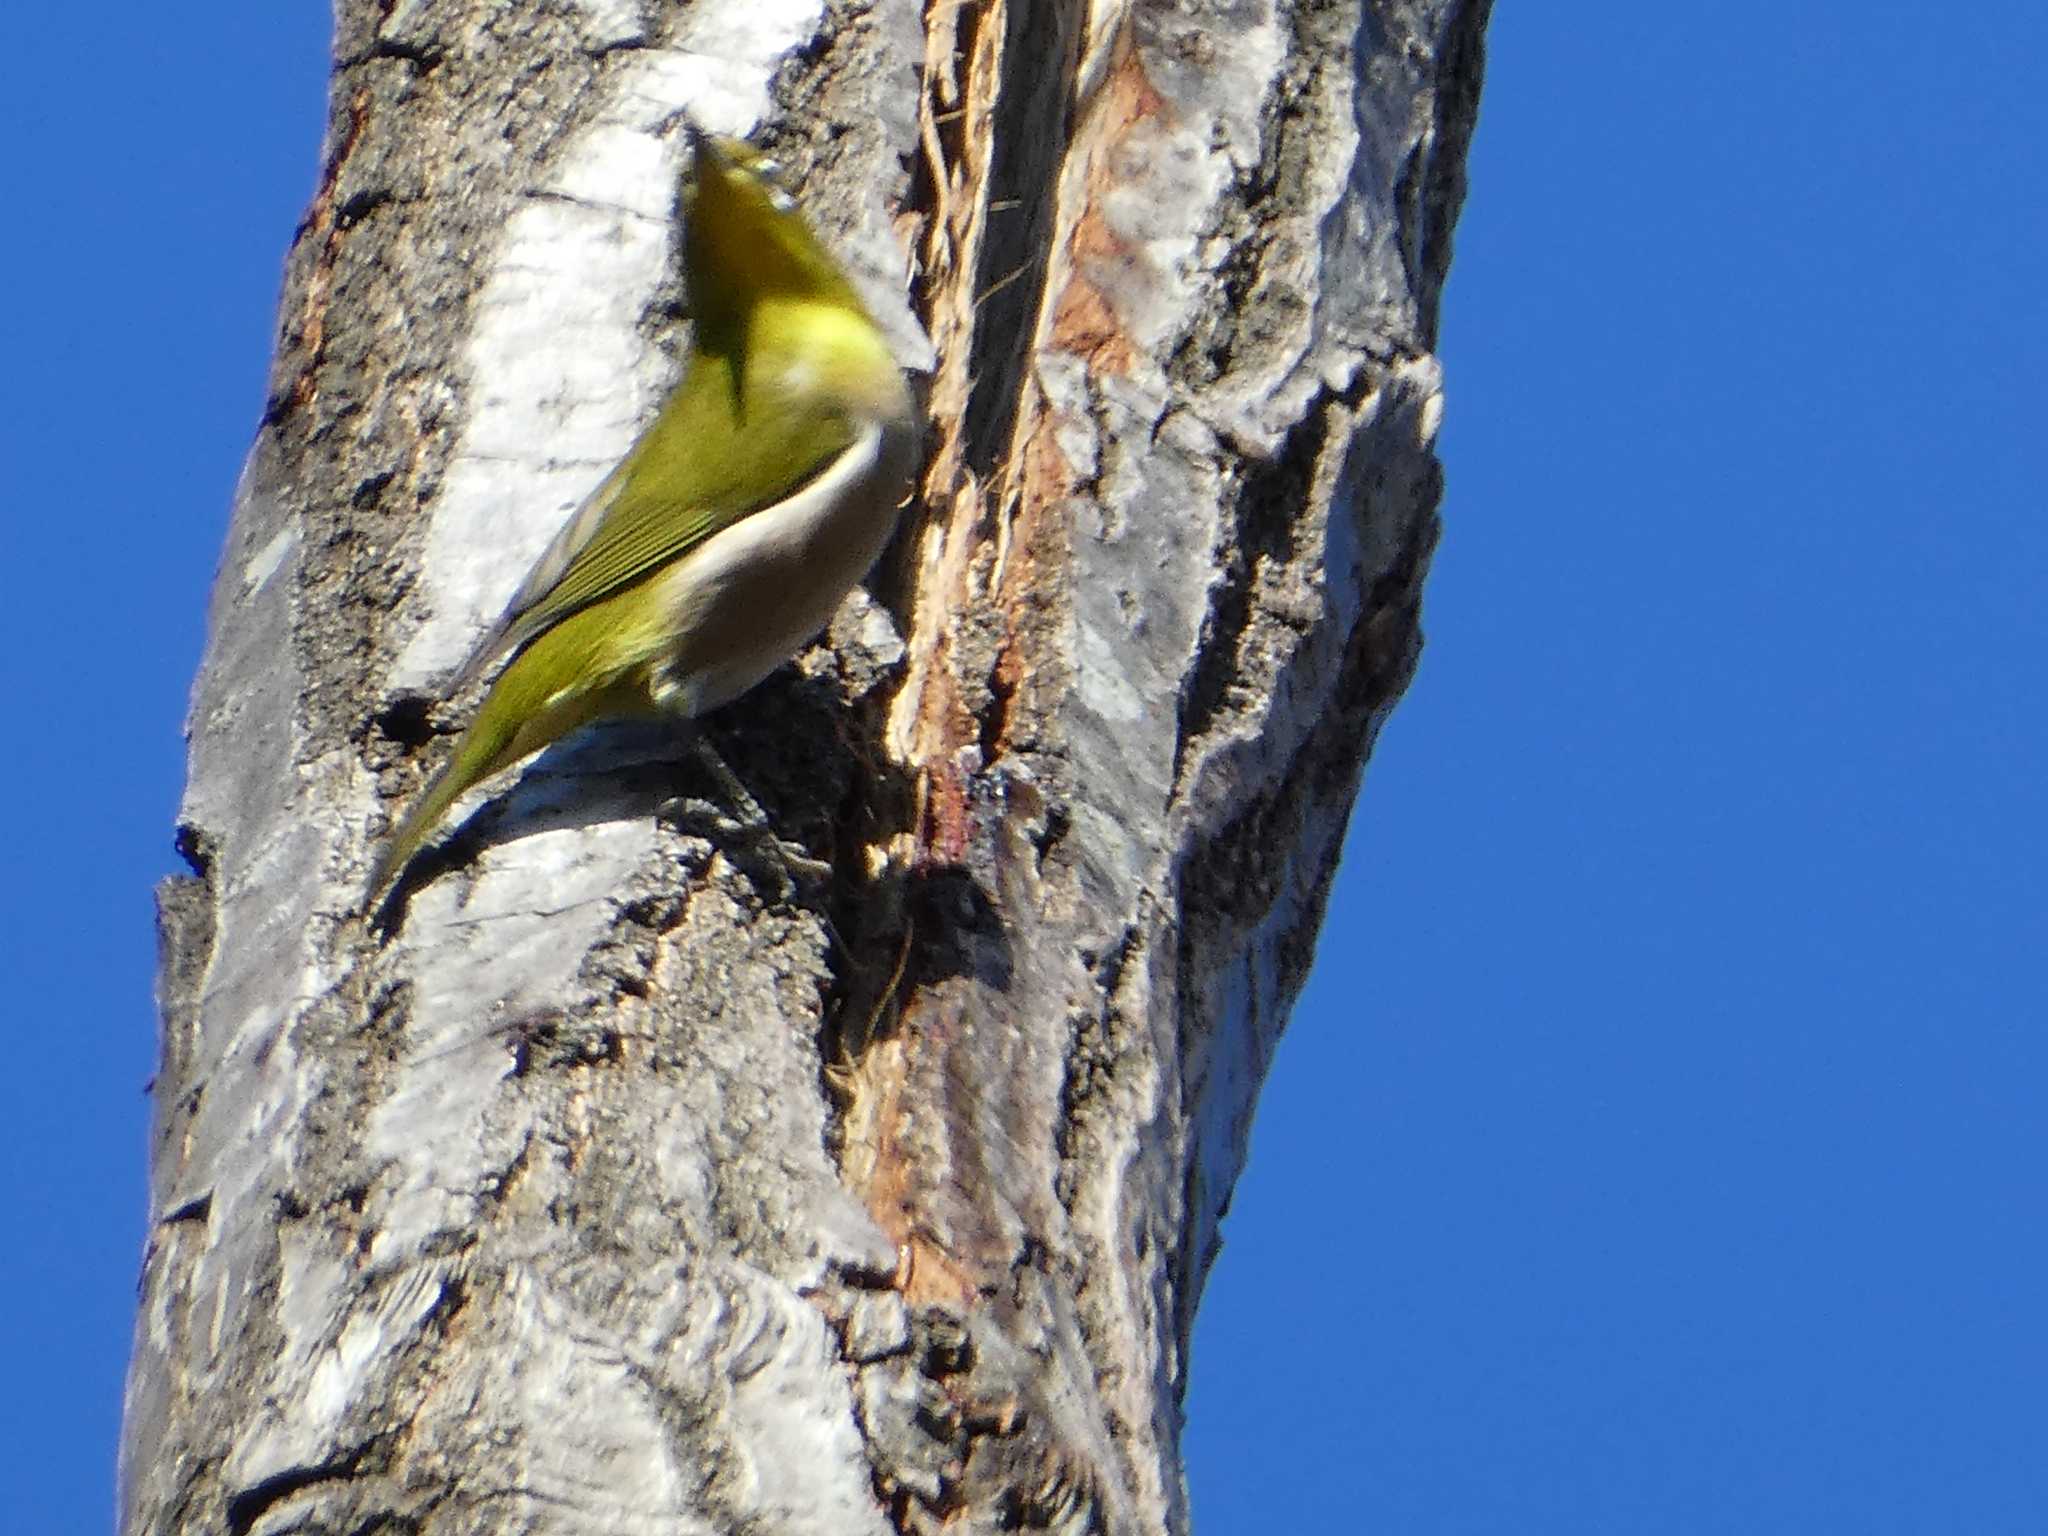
top-left (154, 461), bottom-right (347, 1432)
top-left (241, 525), bottom-right (296, 596)
top-left (470, 1268), bottom-right (710, 1534)
top-left (366, 806), bottom-right (649, 1263)
top-left (229, 1259), bottom-right (453, 1493)
top-left (390, 151), bottom-right (678, 688)
top-left (719, 1282), bottom-right (899, 1535)
top-left (567, 0), bottom-right (651, 52)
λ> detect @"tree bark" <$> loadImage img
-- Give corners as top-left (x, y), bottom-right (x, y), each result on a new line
top-left (125, 2), bottom-right (1489, 1532)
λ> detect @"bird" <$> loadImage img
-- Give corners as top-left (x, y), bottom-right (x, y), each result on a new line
top-left (365, 131), bottom-right (918, 905)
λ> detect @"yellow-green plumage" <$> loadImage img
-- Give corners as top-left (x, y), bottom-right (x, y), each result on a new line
top-left (367, 133), bottom-right (916, 903)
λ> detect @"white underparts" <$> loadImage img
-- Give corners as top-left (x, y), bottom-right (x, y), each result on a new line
top-left (650, 415), bottom-right (916, 717)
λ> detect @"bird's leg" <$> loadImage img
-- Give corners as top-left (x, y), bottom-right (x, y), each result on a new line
top-left (658, 732), bottom-right (836, 908)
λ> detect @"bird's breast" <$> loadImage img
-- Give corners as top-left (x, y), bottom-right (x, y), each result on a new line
top-left (652, 416), bottom-right (916, 717)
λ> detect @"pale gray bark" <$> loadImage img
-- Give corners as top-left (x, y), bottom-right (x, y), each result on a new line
top-left (127, 2), bottom-right (1489, 1532)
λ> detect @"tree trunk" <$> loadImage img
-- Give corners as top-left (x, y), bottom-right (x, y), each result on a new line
top-left (125, 2), bottom-right (1489, 1532)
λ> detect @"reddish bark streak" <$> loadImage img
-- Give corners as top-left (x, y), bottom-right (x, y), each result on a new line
top-left (285, 86), bottom-right (373, 415)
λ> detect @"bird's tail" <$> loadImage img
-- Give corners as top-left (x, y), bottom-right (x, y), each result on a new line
top-left (363, 703), bottom-right (528, 908)
top-left (364, 648), bottom-right (650, 910)
top-left (366, 756), bottom-right (475, 907)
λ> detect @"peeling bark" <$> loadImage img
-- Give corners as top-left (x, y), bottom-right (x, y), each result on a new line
top-left (126, 1), bottom-right (1490, 1532)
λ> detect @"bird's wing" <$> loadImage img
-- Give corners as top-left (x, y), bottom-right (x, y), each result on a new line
top-left (451, 360), bottom-right (858, 692)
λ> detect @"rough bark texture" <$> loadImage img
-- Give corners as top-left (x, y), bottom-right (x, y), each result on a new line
top-left (126, 2), bottom-right (1489, 1532)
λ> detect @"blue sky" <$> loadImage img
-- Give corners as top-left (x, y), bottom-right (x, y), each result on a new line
top-left (5, 4), bottom-right (2043, 1532)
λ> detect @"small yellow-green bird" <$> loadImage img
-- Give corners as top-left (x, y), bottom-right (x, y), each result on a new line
top-left (366, 132), bottom-right (917, 902)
